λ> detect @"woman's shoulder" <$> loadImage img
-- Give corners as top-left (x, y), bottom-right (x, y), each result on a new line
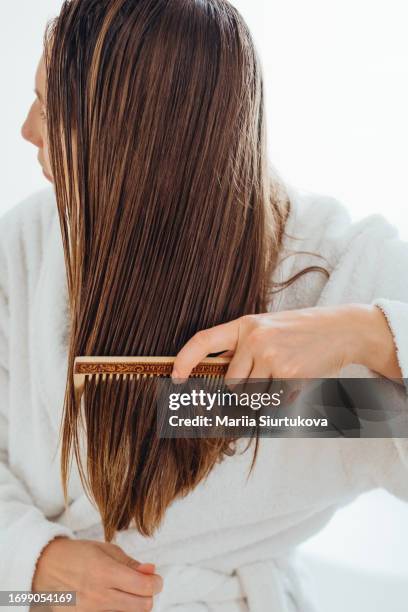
top-left (271, 184), bottom-right (403, 311)
top-left (283, 184), bottom-right (399, 264)
top-left (0, 187), bottom-right (56, 242)
top-left (0, 187), bottom-right (58, 288)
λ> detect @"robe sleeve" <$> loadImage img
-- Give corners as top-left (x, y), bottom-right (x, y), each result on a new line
top-left (0, 198), bottom-right (75, 606)
top-left (283, 188), bottom-right (408, 499)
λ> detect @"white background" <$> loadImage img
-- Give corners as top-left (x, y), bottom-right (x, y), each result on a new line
top-left (2, 2), bottom-right (408, 610)
top-left (2, 0), bottom-right (408, 237)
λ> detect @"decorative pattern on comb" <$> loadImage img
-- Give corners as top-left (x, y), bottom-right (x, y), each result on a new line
top-left (74, 361), bottom-right (228, 376)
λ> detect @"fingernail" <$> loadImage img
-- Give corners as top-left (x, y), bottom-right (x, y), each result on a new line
top-left (171, 370), bottom-right (187, 384)
top-left (138, 563), bottom-right (156, 574)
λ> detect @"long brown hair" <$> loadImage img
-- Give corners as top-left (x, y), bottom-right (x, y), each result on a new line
top-left (44, 0), bottom-right (325, 541)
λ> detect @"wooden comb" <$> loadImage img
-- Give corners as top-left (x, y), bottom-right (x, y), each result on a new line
top-left (73, 355), bottom-right (232, 403)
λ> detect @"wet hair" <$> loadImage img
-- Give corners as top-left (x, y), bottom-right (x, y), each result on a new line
top-left (44, 0), bottom-right (327, 540)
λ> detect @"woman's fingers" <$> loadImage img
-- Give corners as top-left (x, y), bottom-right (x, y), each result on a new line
top-left (32, 538), bottom-right (162, 612)
top-left (106, 588), bottom-right (153, 611)
top-left (225, 349), bottom-right (253, 384)
top-left (248, 361), bottom-right (272, 379)
top-left (108, 561), bottom-right (163, 597)
top-left (245, 361), bottom-right (273, 396)
top-left (172, 319), bottom-right (240, 380)
top-left (137, 563), bottom-right (156, 574)
top-left (218, 349), bottom-right (235, 357)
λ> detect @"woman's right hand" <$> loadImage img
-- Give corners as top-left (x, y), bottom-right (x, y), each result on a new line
top-left (32, 537), bottom-right (163, 611)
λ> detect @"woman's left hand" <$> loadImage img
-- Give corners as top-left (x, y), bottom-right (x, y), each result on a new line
top-left (172, 304), bottom-right (402, 381)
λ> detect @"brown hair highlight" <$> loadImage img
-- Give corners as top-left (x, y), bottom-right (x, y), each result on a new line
top-left (44, 0), bottom-right (326, 540)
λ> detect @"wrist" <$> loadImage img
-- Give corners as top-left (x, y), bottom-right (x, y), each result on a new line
top-left (341, 303), bottom-right (396, 372)
top-left (32, 537), bottom-right (70, 591)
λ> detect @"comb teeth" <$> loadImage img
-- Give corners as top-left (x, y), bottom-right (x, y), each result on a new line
top-left (73, 355), bottom-right (231, 404)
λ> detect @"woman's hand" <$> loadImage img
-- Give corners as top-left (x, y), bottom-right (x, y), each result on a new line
top-left (32, 537), bottom-right (163, 611)
top-left (172, 304), bottom-right (402, 381)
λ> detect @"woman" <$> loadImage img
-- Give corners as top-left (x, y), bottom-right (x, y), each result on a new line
top-left (1, 0), bottom-right (408, 610)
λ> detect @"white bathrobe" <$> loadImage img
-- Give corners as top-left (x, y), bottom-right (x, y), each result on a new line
top-left (1, 185), bottom-right (408, 612)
